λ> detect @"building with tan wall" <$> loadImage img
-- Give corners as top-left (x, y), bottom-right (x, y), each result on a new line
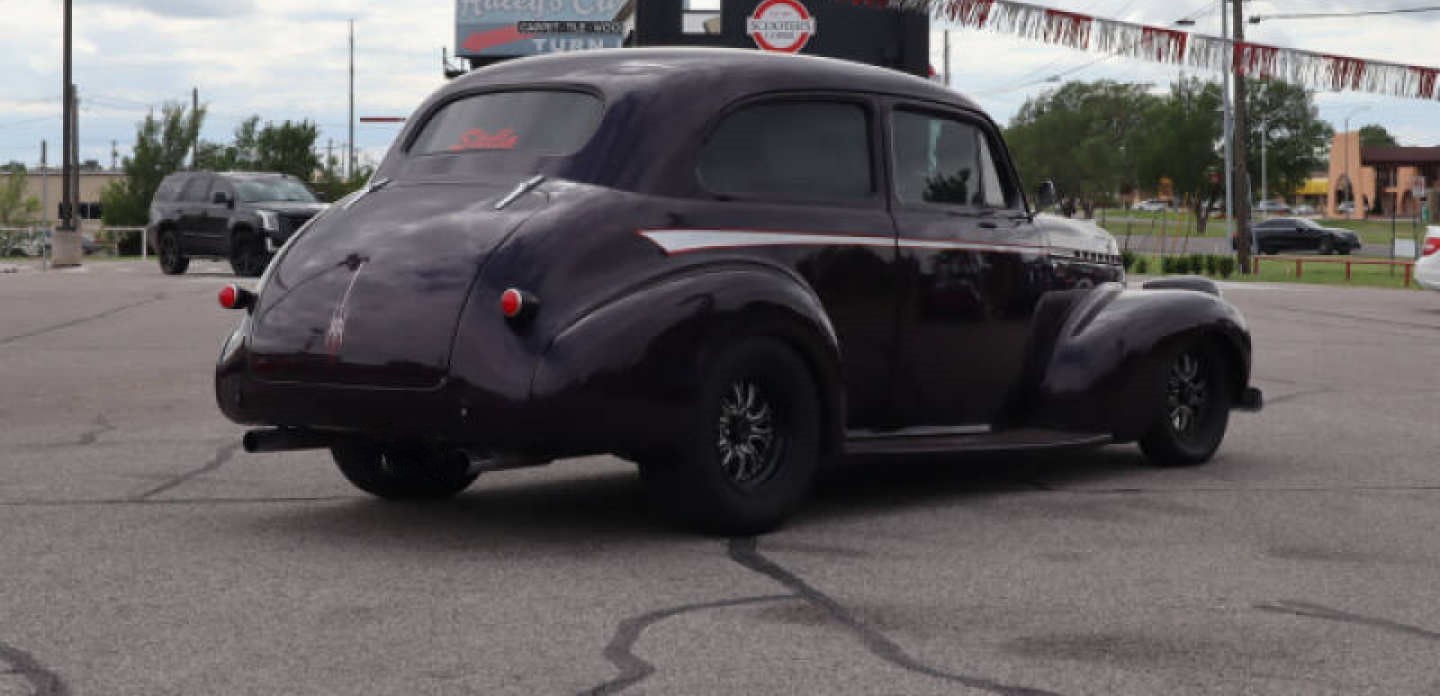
top-left (1327, 132), bottom-right (1437, 220)
top-left (0, 169), bottom-right (126, 226)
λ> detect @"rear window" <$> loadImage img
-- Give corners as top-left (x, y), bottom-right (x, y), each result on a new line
top-left (409, 91), bottom-right (603, 157)
top-left (698, 101), bottom-right (873, 200)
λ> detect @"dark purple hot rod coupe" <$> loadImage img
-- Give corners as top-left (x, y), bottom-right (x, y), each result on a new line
top-left (216, 48), bottom-right (1261, 533)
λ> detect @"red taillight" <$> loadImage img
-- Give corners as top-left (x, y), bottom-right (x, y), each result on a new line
top-left (500, 288), bottom-right (524, 318)
top-left (219, 284), bottom-right (254, 310)
top-left (1423, 236), bottom-right (1440, 257)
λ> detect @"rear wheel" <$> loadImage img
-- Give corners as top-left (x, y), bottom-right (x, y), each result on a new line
top-left (229, 230), bottom-right (269, 277)
top-left (158, 230), bottom-right (189, 275)
top-left (642, 337), bottom-right (821, 535)
top-left (1318, 237), bottom-right (1334, 255)
top-left (331, 441), bottom-right (480, 500)
top-left (1139, 340), bottom-right (1231, 467)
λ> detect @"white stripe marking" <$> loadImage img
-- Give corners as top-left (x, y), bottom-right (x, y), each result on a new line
top-left (638, 229), bottom-right (1048, 256)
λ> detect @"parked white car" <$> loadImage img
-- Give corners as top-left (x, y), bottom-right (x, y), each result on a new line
top-left (1416, 227), bottom-right (1440, 291)
top-left (1134, 199), bottom-right (1170, 212)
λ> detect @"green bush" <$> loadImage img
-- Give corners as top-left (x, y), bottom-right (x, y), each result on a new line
top-left (1121, 250), bottom-right (1138, 271)
top-left (1204, 255), bottom-right (1219, 276)
top-left (1218, 256), bottom-right (1236, 278)
top-left (1134, 257), bottom-right (1149, 275)
top-left (1189, 254), bottom-right (1206, 275)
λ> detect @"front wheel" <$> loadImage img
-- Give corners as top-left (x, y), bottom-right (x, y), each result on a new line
top-left (230, 231), bottom-right (270, 277)
top-left (1139, 340), bottom-right (1231, 467)
top-left (331, 441), bottom-right (480, 500)
top-left (642, 337), bottom-right (822, 535)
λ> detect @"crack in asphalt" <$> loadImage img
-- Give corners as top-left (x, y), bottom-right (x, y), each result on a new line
top-left (727, 537), bottom-right (1064, 696)
top-left (0, 294), bottom-right (165, 347)
top-left (132, 441), bottom-right (243, 500)
top-left (11, 414), bottom-right (120, 452)
top-left (0, 495), bottom-right (349, 508)
top-left (0, 642), bottom-right (70, 696)
top-left (579, 594), bottom-right (796, 695)
top-left (1255, 600), bottom-right (1440, 642)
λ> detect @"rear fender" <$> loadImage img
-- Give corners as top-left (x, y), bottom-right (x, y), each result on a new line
top-left (530, 263), bottom-right (842, 456)
top-left (1030, 284), bottom-right (1252, 440)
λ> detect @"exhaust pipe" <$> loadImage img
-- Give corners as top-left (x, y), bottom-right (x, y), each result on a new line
top-left (242, 428), bottom-right (334, 453)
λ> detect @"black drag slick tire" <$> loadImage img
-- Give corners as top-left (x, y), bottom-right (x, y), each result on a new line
top-left (643, 337), bottom-right (822, 535)
top-left (230, 231), bottom-right (269, 277)
top-left (331, 441), bottom-right (480, 500)
top-left (1139, 339), bottom-right (1231, 467)
top-left (158, 230), bottom-right (189, 275)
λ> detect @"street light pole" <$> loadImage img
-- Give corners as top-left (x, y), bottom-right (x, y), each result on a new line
top-left (1259, 119), bottom-right (1267, 207)
top-left (1231, 0), bottom-right (1254, 271)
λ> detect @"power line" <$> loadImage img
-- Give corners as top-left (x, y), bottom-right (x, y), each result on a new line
top-left (1251, 5), bottom-right (1440, 22)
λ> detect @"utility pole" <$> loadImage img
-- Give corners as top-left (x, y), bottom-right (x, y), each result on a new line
top-left (348, 19), bottom-right (356, 180)
top-left (1258, 119), bottom-right (1267, 207)
top-left (1231, 0), bottom-right (1254, 273)
top-left (54, 0), bottom-right (82, 266)
top-left (111, 139), bottom-right (118, 171)
top-left (943, 30), bottom-right (950, 87)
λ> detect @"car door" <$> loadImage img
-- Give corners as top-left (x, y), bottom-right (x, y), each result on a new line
top-left (886, 103), bottom-right (1049, 428)
top-left (677, 95), bottom-right (901, 429)
top-left (176, 175), bottom-right (213, 254)
top-left (203, 178), bottom-right (237, 255)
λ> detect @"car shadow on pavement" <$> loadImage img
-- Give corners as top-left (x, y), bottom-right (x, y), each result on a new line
top-left (245, 447), bottom-right (1147, 547)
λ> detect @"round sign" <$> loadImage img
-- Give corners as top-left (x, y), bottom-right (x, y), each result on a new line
top-left (747, 0), bottom-right (816, 54)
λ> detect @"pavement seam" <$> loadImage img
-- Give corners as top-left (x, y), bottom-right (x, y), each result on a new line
top-left (726, 537), bottom-right (1064, 696)
top-left (0, 294), bottom-right (166, 347)
top-left (1254, 601), bottom-right (1440, 642)
top-left (0, 642), bottom-right (70, 696)
top-left (578, 594), bottom-right (795, 695)
top-left (132, 441), bottom-right (243, 501)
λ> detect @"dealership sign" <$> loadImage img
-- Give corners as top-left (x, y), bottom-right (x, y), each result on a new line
top-left (747, 0), bottom-right (816, 54)
top-left (456, 0), bottom-right (625, 59)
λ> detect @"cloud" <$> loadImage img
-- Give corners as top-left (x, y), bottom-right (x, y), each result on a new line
top-left (90, 0), bottom-right (258, 19)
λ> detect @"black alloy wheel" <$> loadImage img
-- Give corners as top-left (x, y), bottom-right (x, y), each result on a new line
top-left (1318, 237), bottom-right (1334, 255)
top-left (331, 441), bottom-right (480, 500)
top-left (230, 232), bottom-right (269, 277)
top-left (158, 230), bottom-right (189, 275)
top-left (1139, 340), bottom-right (1231, 467)
top-left (642, 337), bottom-right (821, 535)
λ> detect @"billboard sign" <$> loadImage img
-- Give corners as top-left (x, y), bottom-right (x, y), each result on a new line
top-left (456, 0), bottom-right (627, 59)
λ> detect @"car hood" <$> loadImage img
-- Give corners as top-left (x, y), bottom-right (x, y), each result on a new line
top-left (1036, 213), bottom-right (1118, 255)
top-left (245, 179), bottom-right (548, 388)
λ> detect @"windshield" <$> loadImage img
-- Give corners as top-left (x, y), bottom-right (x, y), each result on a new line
top-left (409, 90), bottom-right (603, 157)
top-left (236, 178), bottom-right (318, 203)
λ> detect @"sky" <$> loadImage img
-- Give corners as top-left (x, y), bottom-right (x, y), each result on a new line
top-left (1, 0), bottom-right (1438, 171)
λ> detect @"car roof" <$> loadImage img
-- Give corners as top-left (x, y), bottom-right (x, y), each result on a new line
top-left (442, 47), bottom-right (981, 113)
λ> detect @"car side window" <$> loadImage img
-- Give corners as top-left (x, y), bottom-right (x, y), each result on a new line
top-left (892, 110), bottom-right (1011, 209)
top-left (179, 176), bottom-right (211, 203)
top-left (698, 100), bottom-right (872, 201)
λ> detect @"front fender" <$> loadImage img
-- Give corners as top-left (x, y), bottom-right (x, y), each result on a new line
top-left (530, 263), bottom-right (842, 455)
top-left (1032, 284), bottom-right (1252, 440)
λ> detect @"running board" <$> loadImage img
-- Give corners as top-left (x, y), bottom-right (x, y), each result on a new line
top-left (844, 426), bottom-right (1112, 457)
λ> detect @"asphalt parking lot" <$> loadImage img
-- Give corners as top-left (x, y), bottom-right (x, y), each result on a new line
top-left (2, 259), bottom-right (1439, 695)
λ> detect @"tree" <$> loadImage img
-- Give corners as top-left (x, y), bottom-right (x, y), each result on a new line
top-left (1358, 124), bottom-right (1399, 149)
top-left (1244, 79), bottom-right (1332, 203)
top-left (0, 167), bottom-right (41, 225)
top-left (1133, 78), bottom-right (1225, 235)
top-left (311, 147), bottom-right (373, 202)
top-left (1005, 81), bottom-right (1162, 215)
top-left (101, 102), bottom-right (207, 226)
top-left (196, 117), bottom-right (320, 181)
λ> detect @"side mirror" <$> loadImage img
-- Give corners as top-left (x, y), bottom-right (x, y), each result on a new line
top-left (1034, 180), bottom-right (1058, 210)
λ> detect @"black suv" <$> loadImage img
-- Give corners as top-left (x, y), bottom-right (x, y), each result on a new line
top-left (148, 171), bottom-right (327, 276)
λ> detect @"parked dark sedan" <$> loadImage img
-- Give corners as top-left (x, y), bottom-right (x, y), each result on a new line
top-left (1246, 217), bottom-right (1362, 255)
top-left (216, 48), bottom-right (1262, 533)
